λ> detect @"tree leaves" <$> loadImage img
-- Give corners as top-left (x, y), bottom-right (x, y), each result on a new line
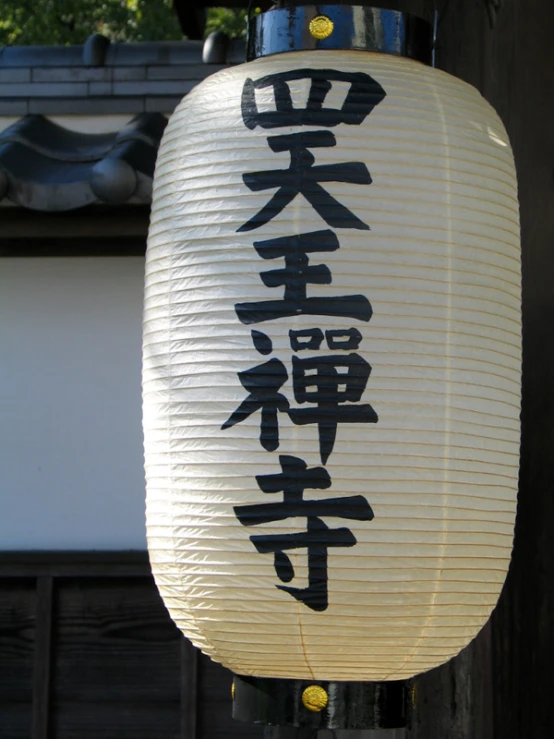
top-left (0, 3), bottom-right (254, 46)
top-left (204, 8), bottom-right (248, 39)
top-left (0, 0), bottom-right (183, 45)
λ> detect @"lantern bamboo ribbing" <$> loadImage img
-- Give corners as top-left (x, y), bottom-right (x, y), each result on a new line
top-left (143, 50), bottom-right (521, 681)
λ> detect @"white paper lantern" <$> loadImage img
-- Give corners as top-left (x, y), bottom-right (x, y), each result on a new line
top-left (143, 49), bottom-right (520, 682)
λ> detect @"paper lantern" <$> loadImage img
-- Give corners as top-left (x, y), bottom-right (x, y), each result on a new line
top-left (143, 4), bottom-right (520, 701)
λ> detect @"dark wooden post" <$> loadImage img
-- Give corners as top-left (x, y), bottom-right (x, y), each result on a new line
top-left (31, 577), bottom-right (54, 739)
top-left (264, 729), bottom-right (314, 739)
top-left (485, 1), bottom-right (554, 736)
top-left (181, 638), bottom-right (199, 739)
top-left (264, 730), bottom-right (407, 738)
top-left (409, 0), bottom-right (554, 737)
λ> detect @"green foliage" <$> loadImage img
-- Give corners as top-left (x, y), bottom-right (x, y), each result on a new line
top-left (204, 8), bottom-right (248, 40)
top-left (0, 2), bottom-right (254, 47)
top-left (0, 0), bottom-right (183, 46)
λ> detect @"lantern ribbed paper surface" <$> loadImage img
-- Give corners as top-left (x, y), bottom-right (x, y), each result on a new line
top-left (143, 51), bottom-right (521, 681)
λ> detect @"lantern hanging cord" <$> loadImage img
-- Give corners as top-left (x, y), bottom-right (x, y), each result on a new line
top-left (433, 0), bottom-right (501, 58)
top-left (432, 0), bottom-right (438, 67)
top-left (432, 0), bottom-right (452, 67)
top-left (435, 0), bottom-right (453, 25)
top-left (246, 0), bottom-right (259, 48)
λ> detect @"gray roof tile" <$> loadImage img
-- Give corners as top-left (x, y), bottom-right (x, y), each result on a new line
top-left (112, 80), bottom-right (196, 96)
top-left (112, 67), bottom-right (147, 81)
top-left (0, 112), bottom-right (167, 211)
top-left (144, 96), bottom-right (183, 114)
top-left (0, 35), bottom-right (245, 118)
top-left (0, 69), bottom-right (31, 83)
top-left (0, 82), bottom-right (88, 98)
top-left (88, 82), bottom-right (114, 97)
top-left (0, 100), bottom-right (29, 116)
top-left (28, 97), bottom-right (145, 115)
top-left (105, 40), bottom-right (204, 67)
top-left (32, 67), bottom-right (112, 83)
top-left (146, 64), bottom-right (225, 80)
top-left (0, 45), bottom-right (82, 68)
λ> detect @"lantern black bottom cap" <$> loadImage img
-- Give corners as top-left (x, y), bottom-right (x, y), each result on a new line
top-left (232, 674), bottom-right (409, 730)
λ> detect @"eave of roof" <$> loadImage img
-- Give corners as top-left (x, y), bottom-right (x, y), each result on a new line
top-left (0, 34), bottom-right (245, 211)
top-left (0, 34), bottom-right (244, 117)
top-left (0, 113), bottom-right (167, 211)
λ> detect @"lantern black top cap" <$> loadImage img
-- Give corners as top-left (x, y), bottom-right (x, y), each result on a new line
top-left (247, 5), bottom-right (433, 64)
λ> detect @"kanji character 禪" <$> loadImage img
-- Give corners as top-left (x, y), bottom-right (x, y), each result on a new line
top-left (221, 358), bottom-right (289, 452)
top-left (289, 353), bottom-right (378, 463)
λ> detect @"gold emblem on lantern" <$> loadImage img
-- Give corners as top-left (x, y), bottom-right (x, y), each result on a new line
top-left (309, 15), bottom-right (334, 40)
top-left (302, 685), bottom-right (328, 712)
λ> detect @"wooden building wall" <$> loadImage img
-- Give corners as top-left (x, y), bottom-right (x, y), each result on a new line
top-left (410, 0), bottom-right (554, 737)
top-left (0, 553), bottom-right (264, 739)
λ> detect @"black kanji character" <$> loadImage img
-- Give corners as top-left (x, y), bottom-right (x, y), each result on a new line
top-left (221, 358), bottom-right (289, 451)
top-left (289, 327), bottom-right (363, 352)
top-left (241, 69), bottom-right (386, 130)
top-left (289, 328), bottom-right (325, 351)
top-left (234, 455), bottom-right (374, 611)
top-left (238, 131), bottom-right (371, 232)
top-left (289, 354), bottom-right (378, 463)
top-left (235, 230), bottom-right (372, 325)
top-left (251, 329), bottom-right (273, 355)
top-left (325, 328), bottom-right (363, 350)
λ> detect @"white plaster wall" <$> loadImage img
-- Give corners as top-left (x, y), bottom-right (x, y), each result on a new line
top-left (0, 257), bottom-right (147, 549)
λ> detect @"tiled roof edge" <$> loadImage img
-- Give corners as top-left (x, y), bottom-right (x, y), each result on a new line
top-left (0, 35), bottom-right (245, 116)
top-left (0, 34), bottom-right (246, 68)
top-left (0, 113), bottom-right (167, 211)
top-left (0, 36), bottom-right (204, 68)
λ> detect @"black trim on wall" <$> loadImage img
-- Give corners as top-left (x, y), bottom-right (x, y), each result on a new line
top-left (0, 237), bottom-right (146, 257)
top-left (0, 551), bottom-right (263, 739)
top-left (0, 551), bottom-right (151, 578)
top-left (0, 205), bottom-right (149, 256)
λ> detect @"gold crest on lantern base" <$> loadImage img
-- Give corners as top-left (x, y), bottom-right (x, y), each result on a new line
top-left (232, 675), bottom-right (408, 730)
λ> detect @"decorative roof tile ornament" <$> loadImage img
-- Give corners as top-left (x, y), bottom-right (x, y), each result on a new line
top-left (0, 113), bottom-right (166, 211)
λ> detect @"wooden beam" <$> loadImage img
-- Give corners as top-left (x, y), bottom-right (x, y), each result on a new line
top-left (31, 577), bottom-right (54, 739)
top-left (0, 205), bottom-right (149, 255)
top-left (181, 638), bottom-right (199, 739)
top-left (0, 551), bottom-right (151, 579)
top-left (264, 730), bottom-right (406, 738)
top-left (0, 205), bottom-right (150, 240)
top-left (0, 237), bottom-right (146, 257)
top-left (264, 729), bottom-right (313, 739)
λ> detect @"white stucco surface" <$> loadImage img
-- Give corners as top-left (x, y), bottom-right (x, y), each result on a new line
top-left (0, 257), bottom-right (147, 549)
